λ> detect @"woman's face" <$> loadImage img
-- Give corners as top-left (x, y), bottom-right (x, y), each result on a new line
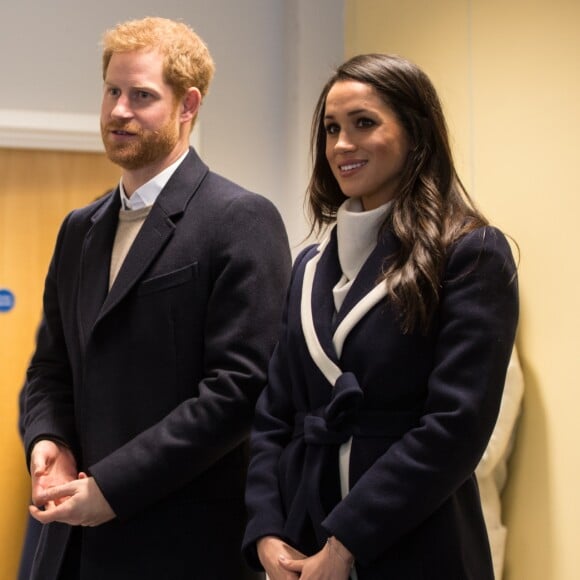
top-left (324, 80), bottom-right (410, 211)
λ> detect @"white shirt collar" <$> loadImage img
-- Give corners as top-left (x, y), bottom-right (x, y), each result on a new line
top-left (119, 150), bottom-right (189, 210)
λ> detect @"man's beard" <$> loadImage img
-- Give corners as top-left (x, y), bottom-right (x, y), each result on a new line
top-left (101, 113), bottom-right (180, 171)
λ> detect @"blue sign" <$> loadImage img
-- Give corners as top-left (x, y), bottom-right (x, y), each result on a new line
top-left (0, 289), bottom-right (15, 313)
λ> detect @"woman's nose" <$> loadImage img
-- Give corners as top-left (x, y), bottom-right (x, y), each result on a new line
top-left (335, 130), bottom-right (355, 152)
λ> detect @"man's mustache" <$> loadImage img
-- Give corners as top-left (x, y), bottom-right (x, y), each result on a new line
top-left (103, 122), bottom-right (142, 134)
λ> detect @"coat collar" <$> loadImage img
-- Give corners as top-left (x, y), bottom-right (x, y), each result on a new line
top-left (78, 148), bottom-right (209, 342)
top-left (301, 226), bottom-right (399, 385)
top-left (334, 227), bottom-right (399, 327)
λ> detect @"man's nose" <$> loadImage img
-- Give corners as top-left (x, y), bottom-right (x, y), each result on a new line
top-left (110, 95), bottom-right (133, 119)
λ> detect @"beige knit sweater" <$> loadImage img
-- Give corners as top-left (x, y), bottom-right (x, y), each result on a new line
top-left (109, 206), bottom-right (152, 289)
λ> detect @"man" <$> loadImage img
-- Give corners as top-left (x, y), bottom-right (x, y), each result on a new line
top-left (21, 17), bottom-right (291, 579)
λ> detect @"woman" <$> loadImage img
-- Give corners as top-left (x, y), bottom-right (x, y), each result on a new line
top-left (243, 54), bottom-right (518, 579)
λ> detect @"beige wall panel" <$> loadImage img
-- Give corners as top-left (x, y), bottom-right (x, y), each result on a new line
top-left (344, 0), bottom-right (474, 186)
top-left (470, 2), bottom-right (580, 579)
top-left (0, 148), bottom-right (120, 579)
top-left (346, 1), bottom-right (580, 578)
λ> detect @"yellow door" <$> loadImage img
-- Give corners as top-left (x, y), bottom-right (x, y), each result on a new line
top-left (0, 147), bottom-right (120, 578)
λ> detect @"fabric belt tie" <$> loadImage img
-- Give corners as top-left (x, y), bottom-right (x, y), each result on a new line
top-left (285, 372), bottom-right (418, 547)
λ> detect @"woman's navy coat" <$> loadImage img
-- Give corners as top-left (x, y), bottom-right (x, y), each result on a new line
top-left (244, 225), bottom-right (518, 579)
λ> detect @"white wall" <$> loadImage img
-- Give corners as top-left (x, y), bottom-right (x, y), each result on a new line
top-left (282, 0), bottom-right (345, 250)
top-left (0, 0), bottom-right (344, 247)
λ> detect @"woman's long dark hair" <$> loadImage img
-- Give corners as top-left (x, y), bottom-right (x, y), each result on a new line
top-left (307, 53), bottom-right (488, 333)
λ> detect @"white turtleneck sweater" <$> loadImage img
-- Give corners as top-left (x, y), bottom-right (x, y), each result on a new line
top-left (332, 197), bottom-right (393, 312)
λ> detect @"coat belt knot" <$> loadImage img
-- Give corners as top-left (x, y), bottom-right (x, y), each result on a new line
top-left (303, 372), bottom-right (364, 445)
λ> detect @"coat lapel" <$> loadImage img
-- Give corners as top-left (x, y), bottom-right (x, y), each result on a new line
top-left (97, 202), bottom-right (175, 322)
top-left (334, 228), bottom-right (398, 327)
top-left (332, 229), bottom-right (399, 356)
top-left (81, 148), bottom-right (209, 335)
top-left (96, 148), bottom-right (209, 325)
top-left (77, 192), bottom-right (121, 347)
top-left (301, 233), bottom-right (342, 386)
top-left (301, 227), bottom-right (400, 382)
top-left (311, 230), bottom-right (342, 357)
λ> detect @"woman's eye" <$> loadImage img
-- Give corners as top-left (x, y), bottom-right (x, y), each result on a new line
top-left (325, 123), bottom-right (339, 135)
top-left (357, 117), bottom-right (375, 128)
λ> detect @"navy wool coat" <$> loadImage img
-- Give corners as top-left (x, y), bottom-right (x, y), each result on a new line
top-left (22, 148), bottom-right (292, 580)
top-left (243, 225), bottom-right (518, 579)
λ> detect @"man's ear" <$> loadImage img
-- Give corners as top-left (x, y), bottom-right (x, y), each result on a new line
top-left (180, 87), bottom-right (202, 123)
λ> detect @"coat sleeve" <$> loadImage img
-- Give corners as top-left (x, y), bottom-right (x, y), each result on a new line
top-left (321, 226), bottom-right (519, 565)
top-left (242, 245), bottom-right (317, 569)
top-left (87, 193), bottom-right (292, 519)
top-left (22, 211), bottom-right (80, 463)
